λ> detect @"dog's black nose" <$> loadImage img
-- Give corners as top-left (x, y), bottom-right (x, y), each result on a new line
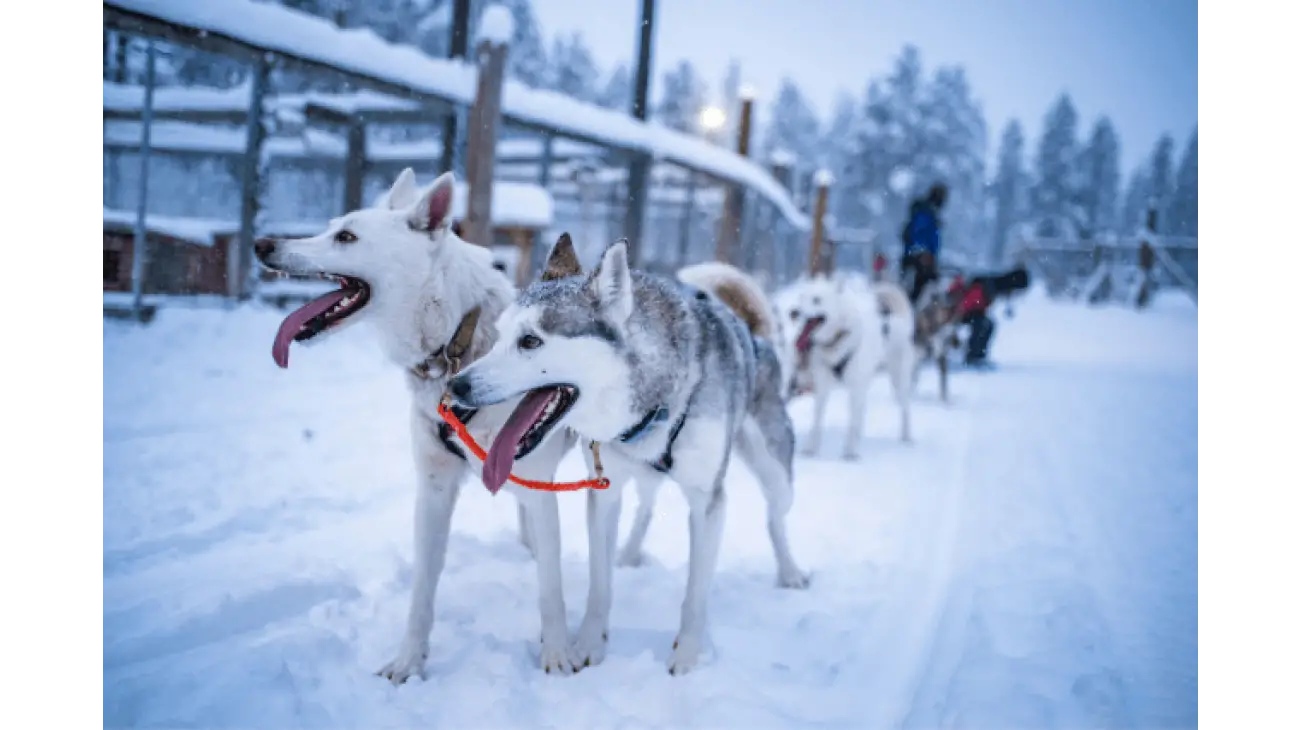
top-left (254, 237), bottom-right (276, 262)
top-left (448, 375), bottom-right (473, 402)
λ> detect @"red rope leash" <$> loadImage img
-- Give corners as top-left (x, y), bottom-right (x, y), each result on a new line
top-left (437, 397), bottom-right (610, 492)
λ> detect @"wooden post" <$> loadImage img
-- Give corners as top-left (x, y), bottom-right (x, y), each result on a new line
top-left (512, 228), bottom-right (533, 288)
top-left (234, 54), bottom-right (270, 300)
top-left (439, 0), bottom-right (472, 175)
top-left (129, 41), bottom-right (157, 320)
top-left (716, 92), bottom-right (754, 265)
top-left (807, 169), bottom-right (833, 275)
top-left (342, 119), bottom-right (367, 214)
top-left (462, 7), bottom-right (511, 249)
top-left (623, 0), bottom-right (657, 268)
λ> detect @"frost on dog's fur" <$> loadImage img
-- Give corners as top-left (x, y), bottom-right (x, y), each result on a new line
top-left (450, 236), bottom-right (809, 675)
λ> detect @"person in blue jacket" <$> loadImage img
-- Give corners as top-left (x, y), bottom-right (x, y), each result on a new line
top-left (900, 182), bottom-right (948, 304)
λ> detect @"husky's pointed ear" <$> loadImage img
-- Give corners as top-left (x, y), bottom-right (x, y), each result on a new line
top-left (386, 168), bottom-right (418, 210)
top-left (408, 172), bottom-right (455, 232)
top-left (542, 233), bottom-right (582, 281)
top-left (590, 240), bottom-right (633, 325)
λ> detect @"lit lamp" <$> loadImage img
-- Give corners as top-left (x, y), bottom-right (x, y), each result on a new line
top-left (699, 105), bottom-right (726, 141)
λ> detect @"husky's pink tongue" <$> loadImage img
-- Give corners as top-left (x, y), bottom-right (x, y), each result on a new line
top-left (271, 290), bottom-right (347, 368)
top-left (794, 319), bottom-right (821, 354)
top-left (482, 388), bottom-right (555, 494)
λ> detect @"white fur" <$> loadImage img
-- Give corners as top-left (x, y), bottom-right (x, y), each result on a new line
top-left (456, 243), bottom-right (808, 675)
top-left (260, 169), bottom-right (579, 680)
top-left (789, 273), bottom-right (916, 458)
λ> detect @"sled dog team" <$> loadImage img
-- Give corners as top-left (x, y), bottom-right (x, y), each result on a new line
top-left (254, 170), bottom-right (921, 679)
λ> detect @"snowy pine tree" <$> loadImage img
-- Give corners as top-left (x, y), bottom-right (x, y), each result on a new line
top-left (597, 63), bottom-right (633, 111)
top-left (1121, 165), bottom-right (1153, 234)
top-left (914, 65), bottom-right (989, 262)
top-left (1147, 133), bottom-right (1176, 230)
top-left (1167, 128), bottom-right (1197, 236)
top-left (761, 79), bottom-right (821, 172)
top-left (1031, 93), bottom-right (1082, 237)
top-left (655, 60), bottom-right (708, 133)
top-left (990, 119), bottom-right (1028, 264)
top-left (1077, 116), bottom-right (1122, 238)
top-left (820, 94), bottom-right (861, 215)
top-left (547, 32), bottom-right (600, 102)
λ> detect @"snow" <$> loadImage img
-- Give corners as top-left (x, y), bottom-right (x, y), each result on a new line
top-left (104, 0), bottom-right (808, 230)
top-left (103, 286), bottom-right (1196, 728)
top-left (813, 168), bottom-right (836, 187)
top-left (768, 148), bottom-right (795, 167)
top-left (369, 179), bottom-right (553, 229)
top-left (103, 206), bottom-right (230, 247)
top-left (477, 4), bottom-right (515, 46)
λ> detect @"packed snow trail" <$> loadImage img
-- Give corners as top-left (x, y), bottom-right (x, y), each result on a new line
top-left (103, 287), bottom-right (1197, 728)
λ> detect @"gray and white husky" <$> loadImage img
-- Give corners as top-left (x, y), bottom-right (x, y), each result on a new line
top-left (253, 169), bottom-right (582, 681)
top-left (448, 238), bottom-right (810, 675)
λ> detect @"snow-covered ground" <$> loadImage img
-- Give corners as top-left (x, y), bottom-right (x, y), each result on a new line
top-left (103, 285), bottom-right (1197, 729)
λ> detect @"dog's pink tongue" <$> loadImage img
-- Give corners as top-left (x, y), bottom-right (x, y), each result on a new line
top-left (482, 388), bottom-right (554, 494)
top-left (795, 320), bottom-right (820, 354)
top-left (271, 290), bottom-right (347, 368)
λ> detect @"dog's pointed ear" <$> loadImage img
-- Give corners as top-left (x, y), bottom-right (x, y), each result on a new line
top-left (408, 172), bottom-right (455, 232)
top-left (590, 239), bottom-right (633, 325)
top-left (542, 233), bottom-right (583, 281)
top-left (386, 167), bottom-right (419, 210)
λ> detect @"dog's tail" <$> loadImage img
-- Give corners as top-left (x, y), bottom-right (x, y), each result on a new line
top-left (677, 262), bottom-right (777, 341)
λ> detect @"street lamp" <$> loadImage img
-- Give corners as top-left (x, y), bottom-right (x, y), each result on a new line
top-left (699, 105), bottom-right (726, 135)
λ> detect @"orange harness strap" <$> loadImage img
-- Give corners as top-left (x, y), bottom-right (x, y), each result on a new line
top-left (437, 397), bottom-right (610, 492)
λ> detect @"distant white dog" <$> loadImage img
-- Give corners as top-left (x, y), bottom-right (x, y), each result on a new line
top-left (788, 273), bottom-right (916, 458)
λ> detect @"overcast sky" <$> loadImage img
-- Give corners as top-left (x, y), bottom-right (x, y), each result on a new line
top-left (532, 0), bottom-right (1198, 176)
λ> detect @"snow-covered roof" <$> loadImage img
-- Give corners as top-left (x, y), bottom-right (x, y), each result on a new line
top-left (104, 119), bottom-right (602, 164)
top-left (104, 0), bottom-right (809, 230)
top-left (103, 207), bottom-right (229, 247)
top-left (104, 81), bottom-right (427, 119)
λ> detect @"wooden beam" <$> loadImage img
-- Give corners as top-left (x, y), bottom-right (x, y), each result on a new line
top-left (807, 174), bottom-right (831, 275)
top-left (716, 93), bottom-right (754, 265)
top-left (623, 0), bottom-right (657, 268)
top-left (342, 119), bottom-right (367, 214)
top-left (129, 41), bottom-right (157, 320)
top-left (233, 55), bottom-right (270, 300)
top-left (462, 33), bottom-right (509, 248)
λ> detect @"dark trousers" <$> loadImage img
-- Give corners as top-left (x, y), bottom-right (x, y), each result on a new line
top-left (963, 311), bottom-right (995, 364)
top-left (900, 251), bottom-right (937, 304)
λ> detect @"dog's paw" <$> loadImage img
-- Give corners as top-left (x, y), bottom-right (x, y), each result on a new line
top-left (376, 642), bottom-right (428, 685)
top-left (617, 548), bottom-right (647, 568)
top-left (778, 568), bottom-right (812, 590)
top-left (569, 625), bottom-right (609, 669)
top-left (667, 634), bottom-right (703, 676)
top-left (540, 638), bottom-right (576, 675)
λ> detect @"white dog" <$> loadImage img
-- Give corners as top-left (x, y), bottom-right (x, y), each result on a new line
top-left (788, 273), bottom-right (916, 458)
top-left (254, 170), bottom-right (582, 680)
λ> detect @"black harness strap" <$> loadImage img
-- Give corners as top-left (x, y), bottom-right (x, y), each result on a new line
top-left (832, 351), bottom-right (854, 380)
top-left (650, 408), bottom-right (690, 474)
top-left (437, 404), bottom-right (479, 460)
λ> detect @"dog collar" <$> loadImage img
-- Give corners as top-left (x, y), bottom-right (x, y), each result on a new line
top-left (619, 405), bottom-right (670, 444)
top-left (411, 306), bottom-right (483, 381)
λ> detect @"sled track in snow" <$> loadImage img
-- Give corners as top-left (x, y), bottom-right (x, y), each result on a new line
top-left (852, 378), bottom-right (984, 729)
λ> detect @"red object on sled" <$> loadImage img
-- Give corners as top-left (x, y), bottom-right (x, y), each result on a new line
top-left (945, 275), bottom-right (988, 318)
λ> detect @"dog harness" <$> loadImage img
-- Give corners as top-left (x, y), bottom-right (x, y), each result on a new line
top-left (618, 382), bottom-right (696, 474)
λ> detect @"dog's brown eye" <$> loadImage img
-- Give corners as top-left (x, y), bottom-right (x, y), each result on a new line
top-left (335, 230), bottom-right (357, 244)
top-left (518, 334), bottom-right (543, 351)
